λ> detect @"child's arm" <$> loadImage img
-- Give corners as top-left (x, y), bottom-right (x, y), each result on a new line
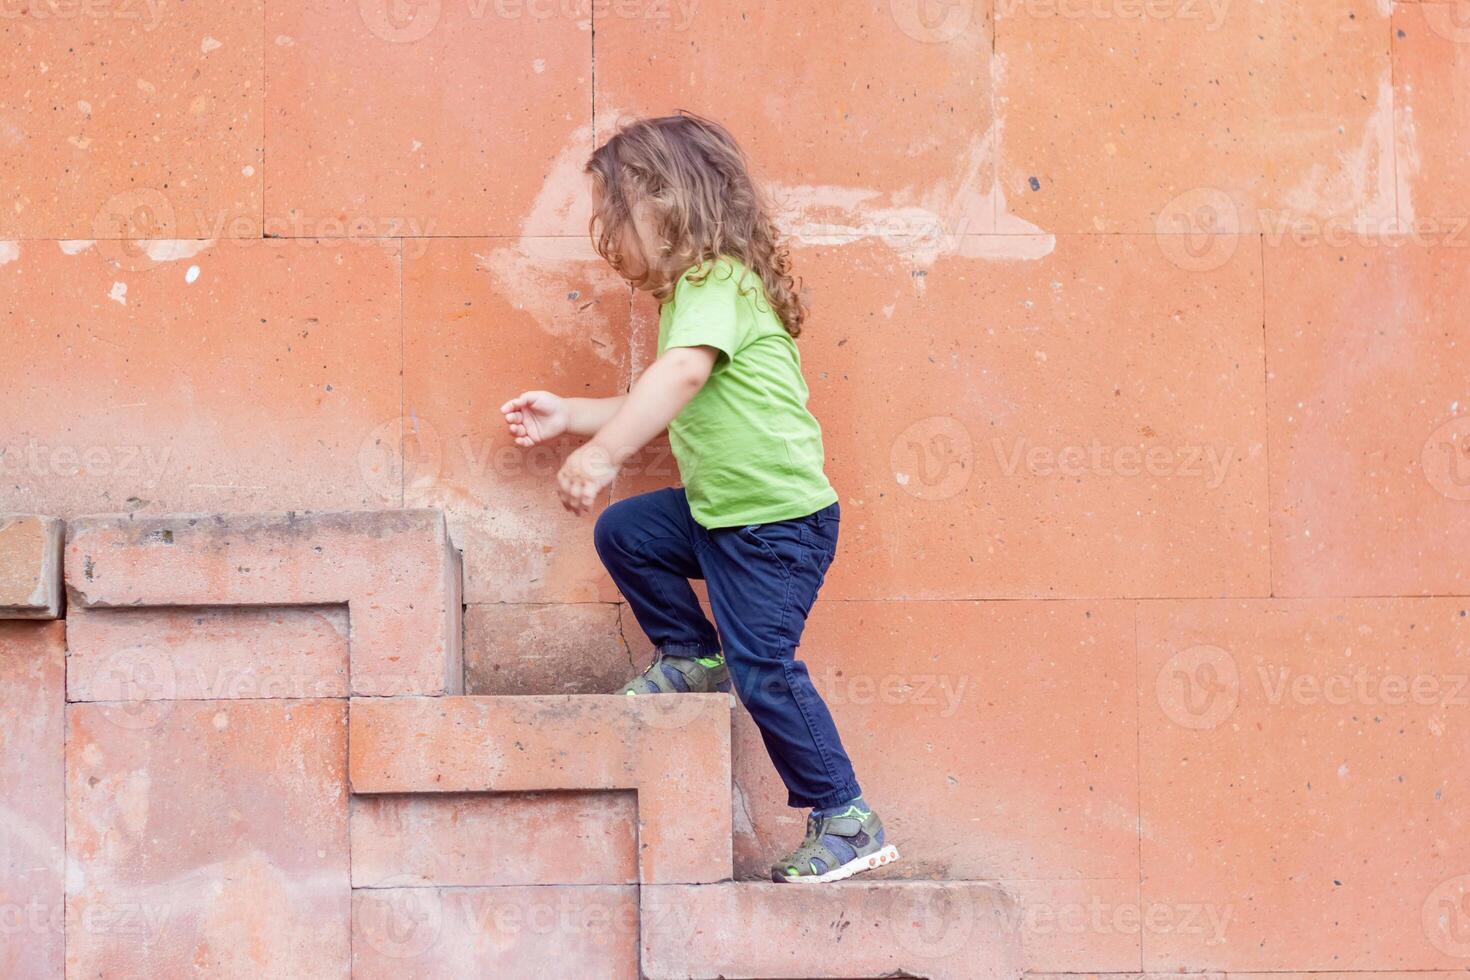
top-left (500, 391), bottom-right (627, 446)
top-left (556, 346), bottom-right (718, 514)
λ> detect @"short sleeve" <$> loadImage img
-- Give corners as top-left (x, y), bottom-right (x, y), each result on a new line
top-left (664, 262), bottom-right (746, 366)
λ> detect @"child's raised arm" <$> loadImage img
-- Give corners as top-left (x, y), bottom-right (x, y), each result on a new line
top-left (500, 391), bottom-right (627, 446)
top-left (555, 346), bottom-right (718, 514)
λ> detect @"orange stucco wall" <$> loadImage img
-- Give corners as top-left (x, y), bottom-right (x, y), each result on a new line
top-left (3, 0), bottom-right (1469, 973)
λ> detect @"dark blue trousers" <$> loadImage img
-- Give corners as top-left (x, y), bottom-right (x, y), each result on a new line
top-left (594, 488), bottom-right (861, 809)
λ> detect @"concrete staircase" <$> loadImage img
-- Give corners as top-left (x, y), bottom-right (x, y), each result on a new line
top-left (4, 509), bottom-right (1021, 979)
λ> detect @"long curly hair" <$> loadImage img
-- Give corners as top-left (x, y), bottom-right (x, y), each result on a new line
top-left (585, 113), bottom-right (807, 338)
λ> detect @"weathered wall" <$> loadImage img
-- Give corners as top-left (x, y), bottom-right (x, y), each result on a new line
top-left (2, 0), bottom-right (1469, 973)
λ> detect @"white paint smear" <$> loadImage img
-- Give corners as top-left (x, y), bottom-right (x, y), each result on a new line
top-left (143, 239), bottom-right (215, 263)
top-left (1282, 72), bottom-right (1410, 230)
top-left (773, 115), bottom-right (1054, 271)
top-left (521, 115), bottom-right (1054, 286)
top-left (58, 239), bottom-right (95, 255)
top-left (0, 241), bottom-right (18, 266)
top-left (108, 281), bottom-right (127, 305)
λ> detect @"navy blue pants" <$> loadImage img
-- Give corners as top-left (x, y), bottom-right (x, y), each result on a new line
top-left (594, 488), bottom-right (861, 809)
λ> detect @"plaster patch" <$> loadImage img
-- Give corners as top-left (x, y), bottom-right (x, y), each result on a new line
top-left (144, 239), bottom-right (216, 263)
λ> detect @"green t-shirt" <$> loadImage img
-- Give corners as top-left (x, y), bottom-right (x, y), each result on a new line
top-left (658, 257), bottom-right (838, 529)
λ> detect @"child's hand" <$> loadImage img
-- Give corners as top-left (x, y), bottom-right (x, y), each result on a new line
top-left (557, 442), bottom-right (618, 515)
top-left (501, 390), bottom-right (568, 447)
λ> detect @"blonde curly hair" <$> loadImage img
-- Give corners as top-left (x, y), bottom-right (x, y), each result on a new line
top-left (585, 112), bottom-right (807, 338)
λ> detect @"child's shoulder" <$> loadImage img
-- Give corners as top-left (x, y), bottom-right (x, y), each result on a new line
top-left (673, 256), bottom-right (769, 308)
top-left (677, 254), bottom-right (746, 287)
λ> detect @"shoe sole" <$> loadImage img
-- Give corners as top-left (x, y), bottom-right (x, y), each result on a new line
top-left (776, 844), bottom-right (900, 884)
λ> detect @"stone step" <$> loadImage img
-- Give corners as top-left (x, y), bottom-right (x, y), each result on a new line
top-left (348, 694), bottom-right (732, 885)
top-left (65, 509), bottom-right (463, 696)
top-left (0, 515), bottom-right (64, 619)
top-left (641, 880), bottom-right (1022, 980)
top-left (352, 884), bottom-right (638, 979)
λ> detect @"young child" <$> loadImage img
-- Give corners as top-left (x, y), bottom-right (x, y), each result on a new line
top-left (500, 113), bottom-right (899, 883)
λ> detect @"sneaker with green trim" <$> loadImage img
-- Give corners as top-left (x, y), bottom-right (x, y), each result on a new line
top-left (771, 801), bottom-right (900, 883)
top-left (618, 649), bottom-right (731, 695)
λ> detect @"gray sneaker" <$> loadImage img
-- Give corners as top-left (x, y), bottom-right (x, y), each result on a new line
top-left (619, 650), bottom-right (731, 695)
top-left (772, 803), bottom-right (900, 883)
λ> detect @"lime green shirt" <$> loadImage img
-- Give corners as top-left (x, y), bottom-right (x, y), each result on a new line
top-left (658, 258), bottom-right (838, 529)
